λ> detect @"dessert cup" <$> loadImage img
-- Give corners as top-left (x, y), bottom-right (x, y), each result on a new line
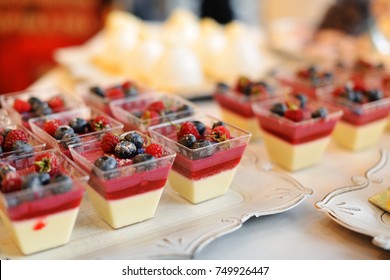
top-left (252, 95), bottom-right (343, 171)
top-left (109, 94), bottom-right (197, 133)
top-left (69, 131), bottom-right (176, 229)
top-left (0, 87), bottom-right (85, 130)
top-left (0, 149), bottom-right (88, 255)
top-left (28, 107), bottom-right (124, 159)
top-left (148, 115), bottom-right (251, 203)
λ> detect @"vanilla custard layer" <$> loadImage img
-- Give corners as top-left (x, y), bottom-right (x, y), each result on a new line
top-left (261, 130), bottom-right (330, 171)
top-left (0, 208), bottom-right (79, 255)
top-left (168, 167), bottom-right (238, 204)
top-left (220, 109), bottom-right (261, 140)
top-left (333, 119), bottom-right (387, 150)
top-left (87, 186), bottom-right (163, 229)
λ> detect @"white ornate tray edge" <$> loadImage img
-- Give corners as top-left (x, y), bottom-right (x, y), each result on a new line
top-left (315, 149), bottom-right (390, 251)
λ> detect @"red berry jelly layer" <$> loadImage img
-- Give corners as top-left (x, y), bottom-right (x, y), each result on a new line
top-left (337, 104), bottom-right (390, 125)
top-left (214, 92), bottom-right (254, 118)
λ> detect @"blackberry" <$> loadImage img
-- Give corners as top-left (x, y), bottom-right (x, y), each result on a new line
top-left (123, 132), bottom-right (144, 149)
top-left (114, 141), bottom-right (137, 159)
top-left (54, 125), bottom-right (74, 140)
top-left (69, 117), bottom-right (90, 133)
top-left (179, 134), bottom-right (197, 148)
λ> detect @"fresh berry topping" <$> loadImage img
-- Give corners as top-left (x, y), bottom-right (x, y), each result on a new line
top-left (295, 94), bottom-right (307, 108)
top-left (216, 82), bottom-right (229, 92)
top-left (284, 109), bottom-right (304, 122)
top-left (101, 132), bottom-right (120, 154)
top-left (13, 98), bottom-right (31, 113)
top-left (192, 121), bottom-right (206, 136)
top-left (94, 155), bottom-right (118, 171)
top-left (28, 97), bottom-right (43, 111)
top-left (132, 153), bottom-right (155, 164)
top-left (12, 140), bottom-right (33, 155)
top-left (1, 128), bottom-right (12, 138)
top-left (366, 89), bottom-right (383, 102)
top-left (114, 141), bottom-right (137, 159)
top-left (34, 153), bottom-right (60, 176)
top-left (3, 129), bottom-right (28, 151)
top-left (43, 119), bottom-right (62, 136)
top-left (145, 143), bottom-right (164, 158)
top-left (51, 174), bottom-right (73, 194)
top-left (69, 117), bottom-right (90, 134)
top-left (235, 76), bottom-right (251, 93)
top-left (21, 173), bottom-right (43, 190)
top-left (210, 125), bottom-right (231, 142)
top-left (39, 172), bottom-right (51, 185)
top-left (34, 103), bottom-right (53, 116)
top-left (141, 110), bottom-right (160, 124)
top-left (61, 133), bottom-right (81, 148)
top-left (1, 174), bottom-right (22, 193)
top-left (136, 147), bottom-right (145, 155)
top-left (212, 121), bottom-right (224, 129)
top-left (179, 134), bottom-right (197, 148)
top-left (0, 163), bottom-right (16, 179)
top-left (90, 116), bottom-right (111, 131)
top-left (48, 96), bottom-right (65, 111)
top-left (54, 125), bottom-right (74, 140)
top-left (122, 132), bottom-right (144, 149)
top-left (191, 139), bottom-right (212, 149)
top-left (270, 102), bottom-right (287, 116)
top-left (90, 86), bottom-right (105, 97)
top-left (147, 101), bottom-right (166, 112)
top-left (177, 121), bottom-right (201, 140)
top-left (311, 107), bottom-right (328, 119)
top-left (106, 87), bottom-right (124, 99)
top-left (191, 140), bottom-right (214, 159)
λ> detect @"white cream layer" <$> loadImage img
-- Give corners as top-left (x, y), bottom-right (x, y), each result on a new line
top-left (86, 186), bottom-right (163, 229)
top-left (168, 167), bottom-right (238, 204)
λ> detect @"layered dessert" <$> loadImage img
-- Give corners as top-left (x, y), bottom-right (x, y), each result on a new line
top-left (252, 94), bottom-right (343, 171)
top-left (28, 107), bottom-right (123, 159)
top-left (69, 131), bottom-right (175, 228)
top-left (0, 87), bottom-right (84, 129)
top-left (0, 124), bottom-right (46, 158)
top-left (320, 82), bottom-right (390, 150)
top-left (77, 79), bottom-right (144, 116)
top-left (109, 94), bottom-right (196, 133)
top-left (0, 149), bottom-right (88, 255)
top-left (213, 76), bottom-right (282, 139)
top-left (148, 115), bottom-right (251, 203)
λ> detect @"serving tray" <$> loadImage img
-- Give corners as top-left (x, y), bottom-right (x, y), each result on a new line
top-left (0, 144), bottom-right (312, 260)
top-left (316, 149), bottom-right (390, 251)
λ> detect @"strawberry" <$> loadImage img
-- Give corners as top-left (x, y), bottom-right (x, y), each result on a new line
top-left (3, 129), bottom-right (29, 151)
top-left (34, 152), bottom-right (60, 176)
top-left (210, 125), bottom-right (231, 142)
top-left (145, 143), bottom-right (164, 158)
top-left (141, 110), bottom-right (160, 126)
top-left (1, 174), bottom-right (22, 193)
top-left (48, 96), bottom-right (65, 111)
top-left (90, 116), bottom-right (111, 131)
top-left (105, 87), bottom-right (124, 99)
top-left (177, 121), bottom-right (201, 140)
top-left (43, 119), bottom-right (62, 136)
top-left (101, 132), bottom-right (120, 153)
top-left (147, 101), bottom-right (165, 112)
top-left (284, 109), bottom-right (304, 122)
top-left (13, 98), bottom-right (31, 113)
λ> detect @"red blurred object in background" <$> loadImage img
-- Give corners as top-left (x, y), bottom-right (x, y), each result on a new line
top-left (0, 0), bottom-right (110, 94)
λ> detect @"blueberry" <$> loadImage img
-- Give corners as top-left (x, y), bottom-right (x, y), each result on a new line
top-left (179, 134), bottom-right (197, 148)
top-left (51, 174), bottom-right (73, 194)
top-left (12, 140), bottom-right (34, 155)
top-left (21, 173), bottom-right (43, 190)
top-left (124, 86), bottom-right (138, 97)
top-left (35, 103), bottom-right (53, 116)
top-left (366, 89), bottom-right (383, 102)
top-left (54, 125), bottom-right (74, 140)
top-left (191, 140), bottom-right (214, 159)
top-left (136, 147), bottom-right (145, 155)
top-left (61, 132), bottom-right (81, 148)
top-left (216, 82), bottom-right (229, 92)
top-left (132, 153), bottom-right (155, 164)
top-left (114, 141), bottom-right (137, 159)
top-left (270, 102), bottom-right (287, 116)
top-left (123, 132), bottom-right (144, 149)
top-left (90, 86), bottom-right (105, 97)
top-left (39, 172), bottom-right (51, 185)
top-left (212, 121), bottom-right (224, 128)
top-left (311, 107), bottom-right (328, 118)
top-left (28, 97), bottom-right (43, 111)
top-left (295, 94), bottom-right (308, 108)
top-left (69, 117), bottom-right (90, 133)
top-left (94, 156), bottom-right (117, 171)
top-left (192, 120), bottom-right (206, 136)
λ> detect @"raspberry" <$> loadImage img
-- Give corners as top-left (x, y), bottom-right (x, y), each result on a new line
top-left (48, 96), bottom-right (65, 111)
top-left (3, 129), bottom-right (28, 151)
top-left (210, 125), bottom-right (231, 142)
top-left (101, 132), bottom-right (120, 153)
top-left (105, 87), bottom-right (124, 99)
top-left (13, 98), bottom-right (31, 113)
top-left (177, 121), bottom-right (201, 140)
top-left (1, 174), bottom-right (22, 193)
top-left (147, 101), bottom-right (165, 112)
top-left (145, 143), bottom-right (164, 158)
top-left (43, 119), bottom-right (62, 136)
top-left (91, 116), bottom-right (111, 131)
top-left (34, 152), bottom-right (60, 176)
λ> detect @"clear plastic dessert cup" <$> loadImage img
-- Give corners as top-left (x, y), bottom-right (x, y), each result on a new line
top-left (109, 93), bottom-right (197, 133)
top-left (252, 95), bottom-right (343, 171)
top-left (0, 109), bottom-right (12, 127)
top-left (68, 131), bottom-right (176, 229)
top-left (148, 115), bottom-right (251, 204)
top-left (213, 77), bottom-right (285, 140)
top-left (0, 87), bottom-right (85, 130)
top-left (0, 124), bottom-right (46, 159)
top-left (318, 83), bottom-right (390, 150)
top-left (28, 107), bottom-right (124, 159)
top-left (0, 149), bottom-right (89, 255)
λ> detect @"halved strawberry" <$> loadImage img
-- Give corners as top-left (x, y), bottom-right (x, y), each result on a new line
top-left (176, 121), bottom-right (201, 140)
top-left (210, 125), bottom-right (231, 142)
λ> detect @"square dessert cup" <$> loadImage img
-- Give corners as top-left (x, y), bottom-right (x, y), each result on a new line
top-left (76, 79), bottom-right (149, 116)
top-left (109, 93), bottom-right (197, 133)
top-left (28, 107), bottom-right (124, 159)
top-left (318, 85), bottom-right (390, 150)
top-left (0, 87), bottom-right (85, 130)
top-left (0, 124), bottom-right (46, 158)
top-left (68, 131), bottom-right (176, 229)
top-left (0, 149), bottom-right (89, 255)
top-left (252, 96), bottom-right (343, 171)
top-left (148, 115), bottom-right (251, 204)
top-left (213, 77), bottom-right (285, 140)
